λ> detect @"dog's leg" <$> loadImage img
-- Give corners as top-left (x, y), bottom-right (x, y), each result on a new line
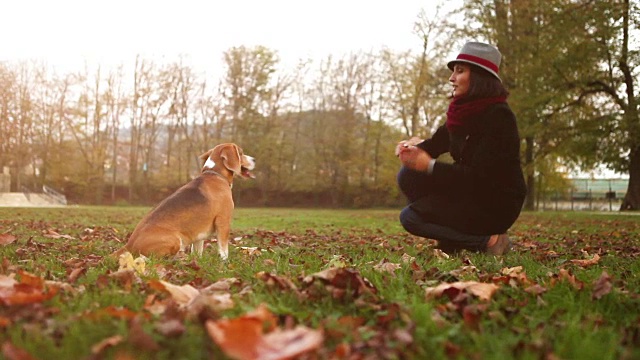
top-left (192, 240), bottom-right (204, 256)
top-left (216, 223), bottom-right (231, 261)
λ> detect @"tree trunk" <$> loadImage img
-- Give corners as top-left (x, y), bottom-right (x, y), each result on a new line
top-left (524, 136), bottom-right (535, 210)
top-left (621, 145), bottom-right (640, 210)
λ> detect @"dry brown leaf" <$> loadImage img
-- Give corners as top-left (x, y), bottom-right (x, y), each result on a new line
top-left (42, 229), bottom-right (74, 240)
top-left (203, 278), bottom-right (241, 292)
top-left (401, 253), bottom-right (415, 264)
top-left (0, 275), bottom-right (17, 288)
top-left (206, 304), bottom-right (323, 360)
top-left (240, 246), bottom-right (263, 256)
top-left (373, 260), bottom-right (401, 275)
top-left (91, 335), bottom-right (124, 355)
top-left (592, 271), bottom-right (613, 300)
top-left (432, 249), bottom-right (450, 259)
top-left (552, 269), bottom-right (584, 290)
top-left (150, 280), bottom-right (200, 305)
top-left (128, 316), bottom-right (159, 352)
top-left (256, 272), bottom-right (299, 291)
top-left (155, 319), bottom-right (186, 338)
top-left (67, 267), bottom-right (86, 283)
top-left (462, 304), bottom-right (488, 330)
top-left (302, 267), bottom-right (377, 297)
top-left (524, 284), bottom-right (547, 296)
top-left (569, 254), bottom-right (601, 267)
top-left (0, 234), bottom-right (17, 246)
top-left (259, 326), bottom-right (323, 360)
top-left (425, 281), bottom-right (499, 301)
top-left (0, 271), bottom-right (58, 306)
top-left (2, 341), bottom-right (37, 360)
top-left (188, 293), bottom-right (235, 314)
top-left (449, 266), bottom-right (478, 278)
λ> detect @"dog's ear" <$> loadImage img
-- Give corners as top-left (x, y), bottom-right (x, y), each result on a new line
top-left (199, 149), bottom-right (215, 169)
top-left (199, 150), bottom-right (213, 162)
top-left (220, 144), bottom-right (242, 175)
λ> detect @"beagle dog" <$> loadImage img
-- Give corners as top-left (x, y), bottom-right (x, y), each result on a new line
top-left (113, 143), bottom-right (255, 260)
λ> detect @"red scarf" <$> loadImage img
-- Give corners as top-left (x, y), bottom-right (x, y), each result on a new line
top-left (446, 96), bottom-right (507, 133)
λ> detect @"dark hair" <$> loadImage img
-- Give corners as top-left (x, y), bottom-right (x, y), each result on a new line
top-left (465, 65), bottom-right (509, 100)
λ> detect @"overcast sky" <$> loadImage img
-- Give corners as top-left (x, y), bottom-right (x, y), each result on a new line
top-left (2, 0), bottom-right (458, 73)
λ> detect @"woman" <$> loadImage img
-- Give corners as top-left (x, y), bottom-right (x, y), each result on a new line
top-left (396, 41), bottom-right (526, 255)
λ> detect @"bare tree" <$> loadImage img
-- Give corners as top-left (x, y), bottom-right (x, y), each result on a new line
top-left (104, 66), bottom-right (128, 203)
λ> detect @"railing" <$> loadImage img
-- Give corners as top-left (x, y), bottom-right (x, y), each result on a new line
top-left (537, 190), bottom-right (625, 211)
top-left (42, 185), bottom-right (67, 205)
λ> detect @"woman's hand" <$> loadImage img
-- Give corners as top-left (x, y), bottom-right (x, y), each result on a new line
top-left (395, 137), bottom-right (423, 156)
top-left (396, 138), bottom-right (432, 172)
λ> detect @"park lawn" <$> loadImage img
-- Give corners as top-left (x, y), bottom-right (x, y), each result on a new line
top-left (0, 206), bottom-right (639, 359)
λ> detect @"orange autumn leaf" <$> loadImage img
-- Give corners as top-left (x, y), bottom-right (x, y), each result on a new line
top-left (91, 335), bottom-right (124, 356)
top-left (0, 272), bottom-right (57, 306)
top-left (425, 281), bottom-right (499, 301)
top-left (206, 304), bottom-right (323, 360)
top-left (0, 234), bottom-right (17, 246)
top-left (569, 254), bottom-right (600, 267)
top-left (17, 271), bottom-right (44, 288)
top-left (553, 269), bottom-right (585, 290)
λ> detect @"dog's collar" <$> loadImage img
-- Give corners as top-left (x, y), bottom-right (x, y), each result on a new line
top-left (202, 169), bottom-right (232, 188)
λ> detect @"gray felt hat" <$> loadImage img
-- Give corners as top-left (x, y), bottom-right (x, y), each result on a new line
top-left (447, 42), bottom-right (502, 81)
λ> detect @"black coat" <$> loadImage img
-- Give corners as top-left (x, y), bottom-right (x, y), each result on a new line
top-left (412, 102), bottom-right (526, 235)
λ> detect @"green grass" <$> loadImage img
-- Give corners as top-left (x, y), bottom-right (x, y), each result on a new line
top-left (0, 207), bottom-right (639, 359)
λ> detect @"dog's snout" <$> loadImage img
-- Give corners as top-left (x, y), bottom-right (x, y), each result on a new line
top-left (244, 155), bottom-right (256, 170)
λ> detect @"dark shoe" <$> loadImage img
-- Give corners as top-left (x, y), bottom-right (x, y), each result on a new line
top-left (486, 234), bottom-right (511, 255)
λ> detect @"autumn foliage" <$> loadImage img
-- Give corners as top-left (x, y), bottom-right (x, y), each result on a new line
top-left (0, 208), bottom-right (639, 359)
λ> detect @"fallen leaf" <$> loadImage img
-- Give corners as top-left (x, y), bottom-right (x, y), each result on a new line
top-left (91, 335), bottom-right (124, 356)
top-left (118, 252), bottom-right (147, 274)
top-left (303, 267), bottom-right (377, 298)
top-left (373, 260), bottom-right (401, 275)
top-left (569, 254), bottom-right (600, 267)
top-left (257, 272), bottom-right (299, 292)
top-left (462, 304), bottom-right (488, 330)
top-left (67, 267), bottom-right (86, 283)
top-left (155, 319), bottom-right (186, 338)
top-left (551, 269), bottom-right (584, 290)
top-left (2, 341), bottom-right (36, 360)
top-left (0, 275), bottom-right (17, 288)
top-left (206, 304), bottom-right (323, 360)
top-left (128, 316), bottom-right (159, 352)
top-left (188, 292), bottom-right (235, 314)
top-left (592, 271), bottom-right (613, 300)
top-left (524, 284), bottom-right (547, 296)
top-left (240, 247), bottom-right (263, 256)
top-left (401, 253), bottom-right (415, 264)
top-left (432, 249), bottom-right (450, 259)
top-left (0, 234), bottom-right (17, 246)
top-left (0, 272), bottom-right (58, 306)
top-left (42, 229), bottom-right (74, 240)
top-left (149, 280), bottom-right (200, 305)
top-left (425, 281), bottom-right (499, 301)
top-left (449, 266), bottom-right (478, 278)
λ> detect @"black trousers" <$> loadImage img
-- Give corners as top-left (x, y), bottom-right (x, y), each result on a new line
top-left (397, 166), bottom-right (492, 252)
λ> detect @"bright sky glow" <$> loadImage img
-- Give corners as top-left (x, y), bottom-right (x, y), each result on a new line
top-left (2, 0), bottom-right (451, 73)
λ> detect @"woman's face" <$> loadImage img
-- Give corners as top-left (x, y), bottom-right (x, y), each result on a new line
top-left (449, 63), bottom-right (471, 98)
